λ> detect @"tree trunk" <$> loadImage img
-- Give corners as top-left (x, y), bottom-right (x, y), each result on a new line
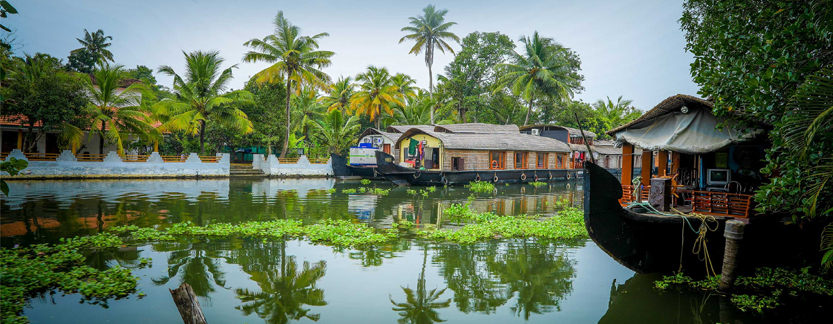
top-left (375, 115), bottom-right (380, 129)
top-left (169, 283), bottom-right (208, 324)
top-left (281, 78), bottom-right (292, 158)
top-left (428, 62), bottom-right (434, 124)
top-left (524, 95), bottom-right (534, 126)
top-left (199, 121), bottom-right (206, 155)
top-left (99, 123), bottom-right (106, 155)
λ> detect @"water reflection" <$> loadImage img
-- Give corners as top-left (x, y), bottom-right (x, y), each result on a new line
top-left (390, 245), bottom-right (452, 324)
top-left (151, 241), bottom-right (228, 301)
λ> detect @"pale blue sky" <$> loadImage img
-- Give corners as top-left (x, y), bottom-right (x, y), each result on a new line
top-left (9, 0), bottom-right (699, 110)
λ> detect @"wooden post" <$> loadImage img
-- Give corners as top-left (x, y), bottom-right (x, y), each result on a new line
top-left (17, 129), bottom-right (23, 150)
top-left (719, 220), bottom-right (745, 291)
top-left (641, 149), bottom-right (652, 186)
top-left (154, 141), bottom-right (159, 152)
top-left (649, 177), bottom-right (672, 212)
top-left (657, 151), bottom-right (668, 176)
top-left (621, 144), bottom-right (634, 184)
top-left (670, 152), bottom-right (680, 175)
top-left (170, 283), bottom-right (208, 324)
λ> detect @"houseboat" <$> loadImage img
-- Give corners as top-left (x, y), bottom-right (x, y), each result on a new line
top-left (584, 94), bottom-right (821, 274)
top-left (332, 127), bottom-right (404, 179)
top-left (520, 125), bottom-right (626, 177)
top-left (374, 123), bottom-right (579, 186)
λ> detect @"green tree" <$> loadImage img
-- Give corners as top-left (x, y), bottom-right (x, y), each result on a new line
top-left (592, 96), bottom-right (641, 130)
top-left (155, 50), bottom-right (254, 155)
top-left (390, 247), bottom-right (452, 324)
top-left (65, 48), bottom-right (98, 74)
top-left (86, 61), bottom-right (160, 155)
top-left (441, 31), bottom-right (516, 122)
top-left (73, 29), bottom-right (114, 62)
top-left (312, 109), bottom-right (360, 155)
top-left (127, 65), bottom-right (156, 85)
top-left (495, 32), bottom-right (584, 125)
top-left (243, 11), bottom-right (334, 157)
top-left (1, 53), bottom-right (89, 152)
top-left (392, 73), bottom-right (419, 99)
top-left (679, 0), bottom-right (833, 219)
top-left (322, 76), bottom-right (354, 113)
top-left (290, 86), bottom-right (325, 141)
top-left (244, 78), bottom-right (287, 155)
top-left (350, 66), bottom-right (405, 129)
top-left (399, 4), bottom-right (460, 123)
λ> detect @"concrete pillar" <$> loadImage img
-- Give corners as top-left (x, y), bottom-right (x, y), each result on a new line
top-left (621, 144), bottom-right (634, 184)
top-left (657, 151), bottom-right (668, 176)
top-left (641, 149), bottom-right (652, 186)
top-left (719, 220), bottom-right (745, 291)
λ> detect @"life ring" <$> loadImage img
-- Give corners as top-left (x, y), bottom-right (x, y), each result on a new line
top-left (520, 173), bottom-right (526, 181)
top-left (441, 176), bottom-right (449, 185)
top-left (565, 172), bottom-right (571, 180)
top-left (493, 173), bottom-right (499, 183)
top-left (475, 173), bottom-right (481, 181)
top-left (548, 172), bottom-right (553, 180)
top-left (491, 160), bottom-right (498, 169)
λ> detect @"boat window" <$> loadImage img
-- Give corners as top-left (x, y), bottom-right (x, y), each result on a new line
top-left (452, 157), bottom-right (465, 171)
top-left (490, 151), bottom-right (505, 170)
top-left (514, 152), bottom-right (528, 169)
top-left (557, 154), bottom-right (563, 169)
top-left (537, 153), bottom-right (548, 169)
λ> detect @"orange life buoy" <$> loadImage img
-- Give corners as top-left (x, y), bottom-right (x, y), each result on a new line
top-left (520, 173), bottom-right (526, 181)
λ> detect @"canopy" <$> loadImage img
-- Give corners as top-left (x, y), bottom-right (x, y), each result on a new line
top-left (613, 108), bottom-right (761, 154)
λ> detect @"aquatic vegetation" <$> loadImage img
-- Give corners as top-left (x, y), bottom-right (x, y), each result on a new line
top-left (422, 207), bottom-right (587, 244)
top-left (305, 219), bottom-right (390, 246)
top-left (327, 188), bottom-right (337, 193)
top-left (467, 181), bottom-right (495, 194)
top-left (426, 186), bottom-right (437, 193)
top-left (360, 179), bottom-right (371, 185)
top-left (406, 189), bottom-right (418, 195)
top-left (529, 181), bottom-right (546, 187)
top-left (1, 235), bottom-right (139, 323)
top-left (369, 187), bottom-right (391, 196)
top-left (358, 187), bottom-right (367, 193)
top-left (655, 267), bottom-right (833, 313)
top-left (342, 188), bottom-right (357, 194)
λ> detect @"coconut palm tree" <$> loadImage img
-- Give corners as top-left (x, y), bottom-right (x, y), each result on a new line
top-left (290, 86), bottom-right (326, 141)
top-left (243, 11), bottom-right (334, 157)
top-left (399, 5), bottom-right (460, 123)
top-left (592, 96), bottom-right (641, 129)
top-left (322, 76), bottom-right (354, 113)
top-left (312, 110), bottom-right (361, 155)
top-left (74, 29), bottom-right (114, 62)
top-left (350, 66), bottom-right (405, 129)
top-left (85, 62), bottom-right (160, 155)
top-left (495, 32), bottom-right (581, 125)
top-left (393, 73), bottom-right (419, 99)
top-left (154, 50), bottom-right (254, 155)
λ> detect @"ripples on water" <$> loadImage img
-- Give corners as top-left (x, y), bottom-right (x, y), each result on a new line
top-left (0, 179), bottom-right (775, 323)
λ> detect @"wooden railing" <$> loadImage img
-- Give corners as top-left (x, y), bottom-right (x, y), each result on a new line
top-left (23, 153), bottom-right (60, 161)
top-left (199, 156), bottom-right (220, 163)
top-left (161, 155), bottom-right (187, 163)
top-left (121, 155), bottom-right (149, 162)
top-left (76, 154), bottom-right (108, 162)
top-left (277, 158), bottom-right (299, 164)
top-left (1, 151), bottom-right (223, 164)
top-left (309, 158), bottom-right (329, 164)
top-left (619, 185), bottom-right (651, 206)
top-left (691, 191), bottom-right (754, 218)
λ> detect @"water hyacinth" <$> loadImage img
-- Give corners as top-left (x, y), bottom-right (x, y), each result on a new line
top-left (422, 207), bottom-right (587, 244)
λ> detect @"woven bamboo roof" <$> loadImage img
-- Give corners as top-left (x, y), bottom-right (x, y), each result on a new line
top-left (434, 123), bottom-right (520, 134)
top-left (358, 128), bottom-right (402, 143)
top-left (606, 94), bottom-right (713, 136)
top-left (519, 124), bottom-right (597, 138)
top-left (396, 128), bottom-right (571, 153)
top-left (386, 125), bottom-right (435, 133)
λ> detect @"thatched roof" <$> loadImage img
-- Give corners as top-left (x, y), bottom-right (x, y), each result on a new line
top-left (593, 145), bottom-right (622, 155)
top-left (358, 128), bottom-right (402, 143)
top-left (434, 123), bottom-right (519, 134)
top-left (607, 94), bottom-right (713, 136)
top-left (519, 124), bottom-right (596, 138)
top-left (396, 128), bottom-right (571, 153)
top-left (386, 125), bottom-right (435, 133)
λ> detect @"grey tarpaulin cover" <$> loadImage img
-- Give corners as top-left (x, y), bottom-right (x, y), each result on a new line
top-left (613, 108), bottom-right (761, 154)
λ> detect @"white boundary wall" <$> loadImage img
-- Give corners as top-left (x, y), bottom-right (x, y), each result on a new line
top-left (252, 154), bottom-right (333, 177)
top-left (1, 149), bottom-right (230, 178)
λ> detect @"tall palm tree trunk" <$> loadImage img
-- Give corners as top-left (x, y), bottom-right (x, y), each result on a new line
top-left (524, 95), bottom-right (534, 126)
top-left (281, 77), bottom-right (292, 158)
top-left (427, 43), bottom-right (434, 124)
top-left (99, 123), bottom-right (106, 155)
top-left (199, 121), bottom-right (206, 155)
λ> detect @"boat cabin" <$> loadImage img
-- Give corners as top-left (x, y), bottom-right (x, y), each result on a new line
top-left (608, 94), bottom-right (768, 218)
top-left (520, 125), bottom-right (623, 170)
top-left (393, 124), bottom-right (572, 172)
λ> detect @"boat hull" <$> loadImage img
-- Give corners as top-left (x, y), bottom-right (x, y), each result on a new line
top-left (583, 161), bottom-right (822, 274)
top-left (330, 153), bottom-right (384, 180)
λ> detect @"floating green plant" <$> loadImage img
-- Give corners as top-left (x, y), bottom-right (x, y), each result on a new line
top-left (529, 181), bottom-right (546, 187)
top-left (422, 207), bottom-right (587, 244)
top-left (342, 188), bottom-right (357, 194)
top-left (466, 181), bottom-right (495, 194)
top-left (360, 179), bottom-right (371, 185)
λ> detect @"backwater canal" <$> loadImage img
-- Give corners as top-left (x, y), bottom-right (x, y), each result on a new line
top-left (1, 179), bottom-right (777, 323)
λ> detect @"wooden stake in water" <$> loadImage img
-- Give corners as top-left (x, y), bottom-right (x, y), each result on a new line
top-left (170, 283), bottom-right (208, 324)
top-left (719, 220), bottom-right (745, 291)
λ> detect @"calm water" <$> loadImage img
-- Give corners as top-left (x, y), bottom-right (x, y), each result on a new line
top-left (0, 179), bottom-right (776, 323)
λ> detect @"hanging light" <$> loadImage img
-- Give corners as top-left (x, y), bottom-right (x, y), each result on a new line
top-left (680, 106), bottom-right (690, 114)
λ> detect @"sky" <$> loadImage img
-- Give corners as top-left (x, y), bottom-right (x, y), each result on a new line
top-left (8, 0), bottom-right (700, 111)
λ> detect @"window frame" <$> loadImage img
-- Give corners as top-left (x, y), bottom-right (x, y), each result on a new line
top-left (537, 153), bottom-right (548, 169)
top-left (514, 151), bottom-right (528, 169)
top-left (489, 151), bottom-right (506, 170)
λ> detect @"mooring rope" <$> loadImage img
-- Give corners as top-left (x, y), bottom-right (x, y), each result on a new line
top-left (627, 201), bottom-right (719, 276)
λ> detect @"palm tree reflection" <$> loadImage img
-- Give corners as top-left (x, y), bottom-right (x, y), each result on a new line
top-left (151, 241), bottom-right (227, 301)
top-left (390, 247), bottom-right (452, 324)
top-left (234, 256), bottom-right (327, 324)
